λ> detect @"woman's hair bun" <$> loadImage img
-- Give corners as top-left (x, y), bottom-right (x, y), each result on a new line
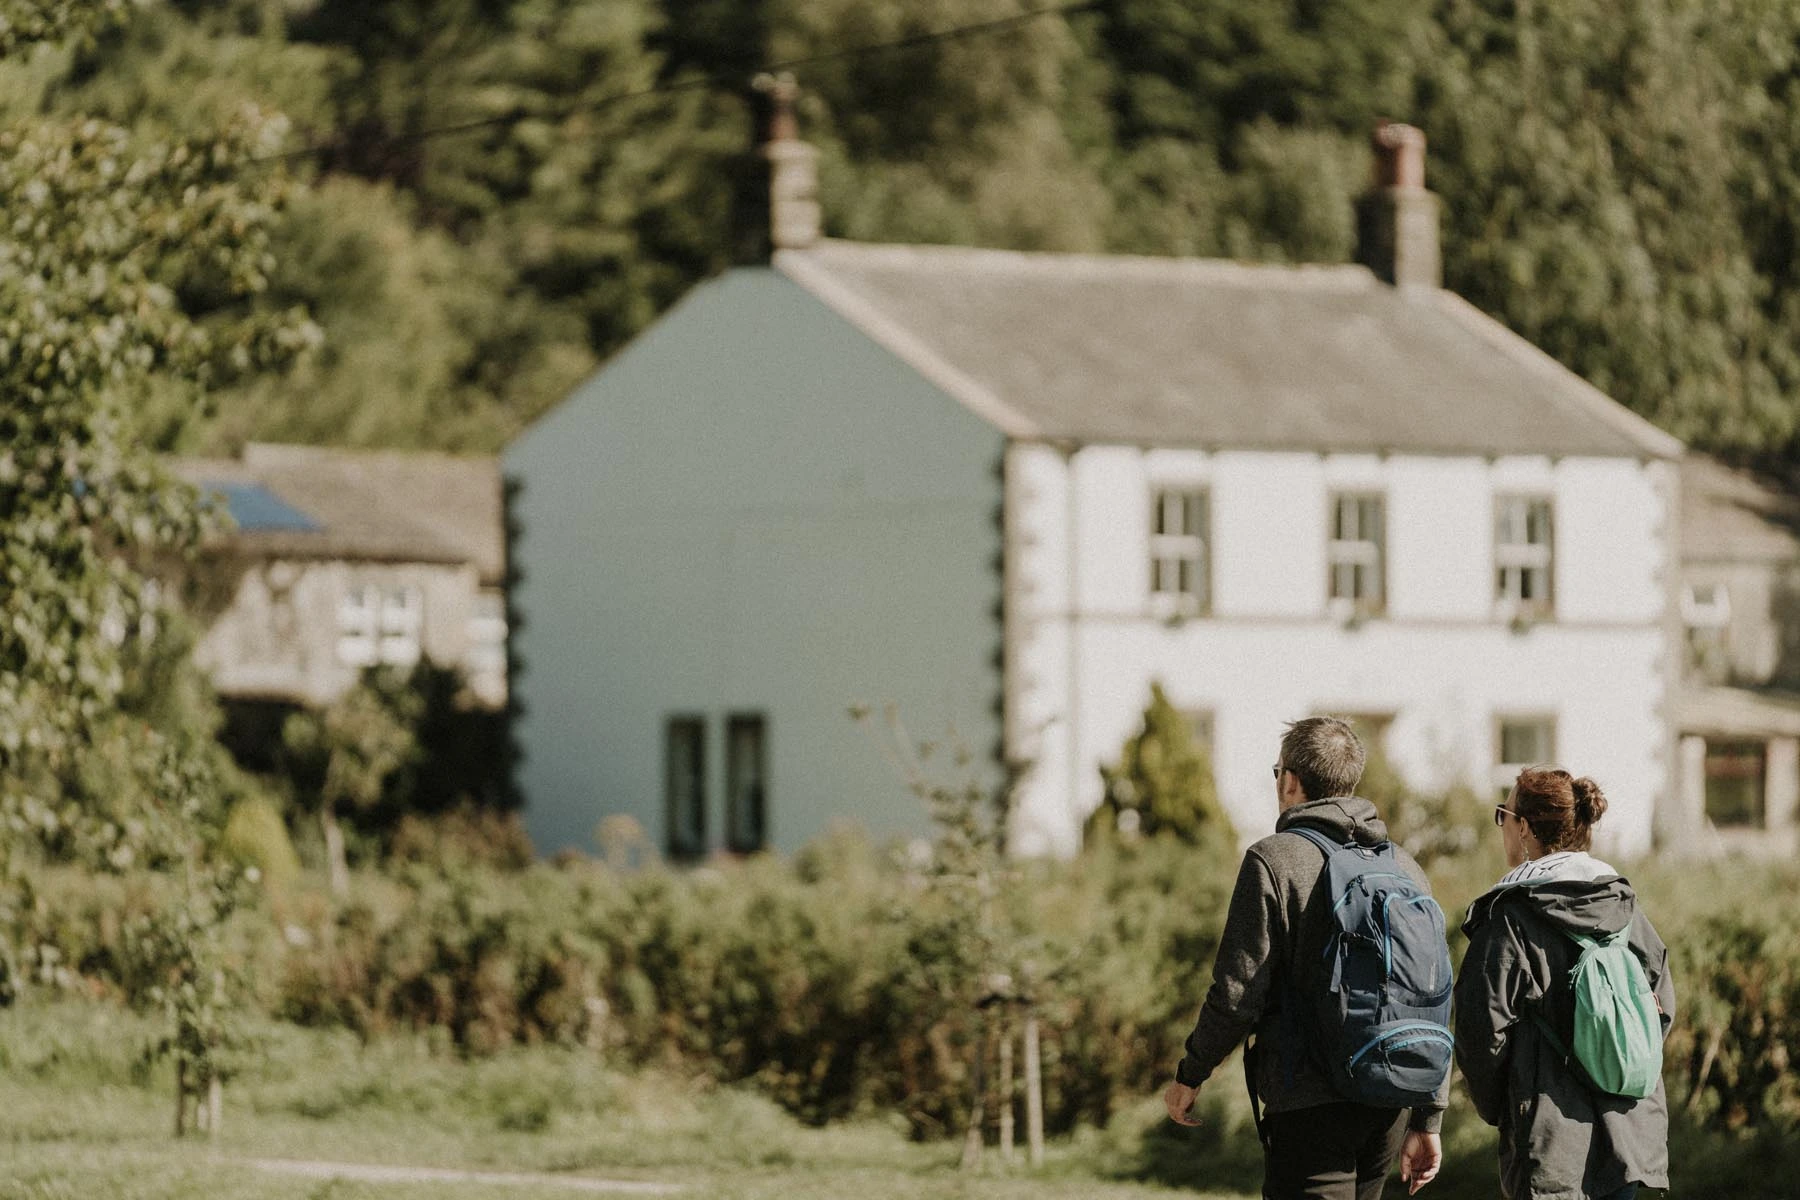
top-left (1571, 777), bottom-right (1607, 825)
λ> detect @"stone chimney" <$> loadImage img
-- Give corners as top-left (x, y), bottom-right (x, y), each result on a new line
top-left (733, 72), bottom-right (820, 262)
top-left (1354, 122), bottom-right (1441, 289)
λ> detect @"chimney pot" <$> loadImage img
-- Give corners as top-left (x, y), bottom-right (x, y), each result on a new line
top-left (1356, 120), bottom-right (1440, 289)
top-left (734, 73), bottom-right (821, 261)
top-left (1371, 122), bottom-right (1427, 191)
top-left (754, 72), bottom-right (801, 145)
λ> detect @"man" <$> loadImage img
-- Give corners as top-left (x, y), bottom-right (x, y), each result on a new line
top-left (1163, 717), bottom-right (1446, 1199)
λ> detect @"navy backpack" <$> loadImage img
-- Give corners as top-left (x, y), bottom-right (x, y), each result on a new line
top-left (1288, 826), bottom-right (1454, 1108)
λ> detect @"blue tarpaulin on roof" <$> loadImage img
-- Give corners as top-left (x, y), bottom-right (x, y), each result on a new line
top-left (202, 481), bottom-right (322, 532)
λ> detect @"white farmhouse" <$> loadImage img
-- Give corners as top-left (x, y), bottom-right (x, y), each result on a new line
top-left (507, 95), bottom-right (1682, 861)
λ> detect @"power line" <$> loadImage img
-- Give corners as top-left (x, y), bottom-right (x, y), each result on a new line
top-left (253, 0), bottom-right (1107, 167)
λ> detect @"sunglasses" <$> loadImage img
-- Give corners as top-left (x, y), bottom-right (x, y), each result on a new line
top-left (1493, 805), bottom-right (1522, 827)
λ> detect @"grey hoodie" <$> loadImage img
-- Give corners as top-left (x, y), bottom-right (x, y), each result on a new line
top-left (1457, 864), bottom-right (1675, 1200)
top-left (1175, 796), bottom-right (1448, 1133)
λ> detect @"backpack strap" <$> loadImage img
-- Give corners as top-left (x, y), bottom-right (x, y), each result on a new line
top-left (1286, 825), bottom-right (1345, 857)
top-left (1527, 926), bottom-right (1618, 1090)
top-left (1277, 825), bottom-right (1342, 1092)
top-left (1528, 1009), bottom-right (1575, 1066)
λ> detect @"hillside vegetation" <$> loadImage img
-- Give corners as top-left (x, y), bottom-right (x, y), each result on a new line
top-left (8, 0), bottom-right (1800, 460)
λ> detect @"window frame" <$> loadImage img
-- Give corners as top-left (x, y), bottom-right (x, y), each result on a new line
top-left (725, 712), bottom-right (769, 855)
top-left (1494, 495), bottom-right (1555, 619)
top-left (466, 588), bottom-right (509, 677)
top-left (1681, 580), bottom-right (1733, 681)
top-left (1327, 492), bottom-right (1387, 616)
top-left (1148, 487), bottom-right (1211, 617)
top-left (1704, 738), bottom-right (1766, 829)
top-left (336, 584), bottom-right (379, 667)
top-left (664, 714), bottom-right (708, 861)
top-left (1492, 713), bottom-right (1557, 798)
top-left (377, 585), bottom-right (424, 667)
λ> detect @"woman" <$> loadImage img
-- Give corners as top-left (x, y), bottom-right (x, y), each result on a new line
top-left (1454, 767), bottom-right (1675, 1200)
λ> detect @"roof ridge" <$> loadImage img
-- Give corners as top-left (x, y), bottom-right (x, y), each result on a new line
top-left (243, 441), bottom-right (498, 469)
top-left (803, 238), bottom-right (1376, 291)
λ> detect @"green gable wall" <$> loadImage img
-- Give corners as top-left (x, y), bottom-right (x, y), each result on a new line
top-left (505, 268), bottom-right (1006, 857)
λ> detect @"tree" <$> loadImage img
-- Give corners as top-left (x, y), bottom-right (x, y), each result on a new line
top-left (1088, 683), bottom-right (1234, 851)
top-left (0, 4), bottom-right (312, 1129)
top-left (0, 0), bottom-right (312, 844)
top-left (282, 678), bottom-right (420, 896)
top-left (854, 703), bottom-right (1056, 1168)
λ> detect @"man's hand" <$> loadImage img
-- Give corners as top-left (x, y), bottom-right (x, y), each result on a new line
top-left (1163, 1080), bottom-right (1201, 1127)
top-left (1398, 1130), bottom-right (1441, 1194)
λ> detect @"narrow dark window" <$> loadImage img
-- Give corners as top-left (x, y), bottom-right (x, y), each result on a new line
top-left (726, 713), bottom-right (768, 854)
top-left (1705, 739), bottom-right (1766, 828)
top-left (665, 716), bottom-right (706, 861)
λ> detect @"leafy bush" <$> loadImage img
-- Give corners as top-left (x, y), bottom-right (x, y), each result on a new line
top-left (221, 797), bottom-right (302, 892)
top-left (21, 807), bottom-right (1800, 1166)
top-left (1088, 684), bottom-right (1234, 851)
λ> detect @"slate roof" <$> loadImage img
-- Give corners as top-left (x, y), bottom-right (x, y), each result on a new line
top-left (1679, 453), bottom-right (1800, 565)
top-left (774, 240), bottom-right (1681, 460)
top-left (173, 443), bottom-right (505, 584)
top-left (1674, 683), bottom-right (1800, 739)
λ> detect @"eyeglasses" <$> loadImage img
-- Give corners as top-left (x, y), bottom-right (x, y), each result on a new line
top-left (1272, 765), bottom-right (1286, 781)
top-left (1494, 805), bottom-right (1522, 827)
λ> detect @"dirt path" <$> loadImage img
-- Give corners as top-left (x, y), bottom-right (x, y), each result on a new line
top-left (241, 1157), bottom-right (682, 1194)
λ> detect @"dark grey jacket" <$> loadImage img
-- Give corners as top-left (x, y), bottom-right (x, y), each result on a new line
top-left (1456, 874), bottom-right (1675, 1200)
top-left (1175, 796), bottom-right (1448, 1133)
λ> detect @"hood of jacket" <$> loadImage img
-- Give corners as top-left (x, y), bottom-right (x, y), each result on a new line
top-left (1464, 872), bottom-right (1639, 942)
top-left (1275, 795), bottom-right (1388, 847)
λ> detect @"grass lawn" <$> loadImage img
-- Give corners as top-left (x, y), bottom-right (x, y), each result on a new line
top-left (0, 999), bottom-right (1254, 1200)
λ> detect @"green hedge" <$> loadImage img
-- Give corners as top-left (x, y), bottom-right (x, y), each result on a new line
top-left (16, 832), bottom-right (1800, 1148)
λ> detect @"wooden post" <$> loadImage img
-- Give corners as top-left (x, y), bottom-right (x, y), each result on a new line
top-left (960, 1016), bottom-right (988, 1170)
top-left (174, 1061), bottom-right (188, 1138)
top-left (999, 1019), bottom-right (1015, 1163)
top-left (1023, 1009), bottom-right (1044, 1168)
top-left (322, 806), bottom-right (350, 898)
top-left (205, 1075), bottom-right (223, 1138)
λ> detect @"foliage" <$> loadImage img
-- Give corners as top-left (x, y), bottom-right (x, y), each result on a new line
top-left (1645, 859), bottom-right (1800, 1134)
top-left (1088, 684), bottom-right (1234, 851)
top-left (0, 108), bottom-right (309, 772)
top-left (9, 0), bottom-right (1800, 463)
top-left (281, 674), bottom-right (420, 894)
top-left (271, 662), bottom-right (516, 877)
top-left (220, 795), bottom-right (301, 892)
top-left (1362, 749), bottom-right (1499, 877)
top-left (0, 5), bottom-right (311, 1133)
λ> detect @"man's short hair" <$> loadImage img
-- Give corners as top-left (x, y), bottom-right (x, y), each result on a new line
top-left (1279, 717), bottom-right (1365, 802)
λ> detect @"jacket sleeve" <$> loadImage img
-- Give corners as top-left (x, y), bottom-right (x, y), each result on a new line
top-left (1454, 914), bottom-right (1528, 1127)
top-left (1634, 911), bottom-right (1677, 1037)
top-left (1175, 852), bottom-right (1280, 1088)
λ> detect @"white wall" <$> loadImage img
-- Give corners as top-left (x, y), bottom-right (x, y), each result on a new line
top-left (194, 558), bottom-right (484, 707)
top-left (1006, 446), bottom-right (1671, 860)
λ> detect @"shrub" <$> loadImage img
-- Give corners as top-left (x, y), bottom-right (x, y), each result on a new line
top-left (25, 811), bottom-right (1800, 1160)
top-left (221, 797), bottom-right (302, 893)
top-left (1088, 684), bottom-right (1233, 850)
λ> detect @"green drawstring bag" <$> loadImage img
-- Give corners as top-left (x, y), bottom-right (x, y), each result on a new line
top-left (1533, 927), bottom-right (1663, 1100)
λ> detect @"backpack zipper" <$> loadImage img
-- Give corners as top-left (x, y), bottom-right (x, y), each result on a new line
top-left (1346, 1023), bottom-right (1454, 1070)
